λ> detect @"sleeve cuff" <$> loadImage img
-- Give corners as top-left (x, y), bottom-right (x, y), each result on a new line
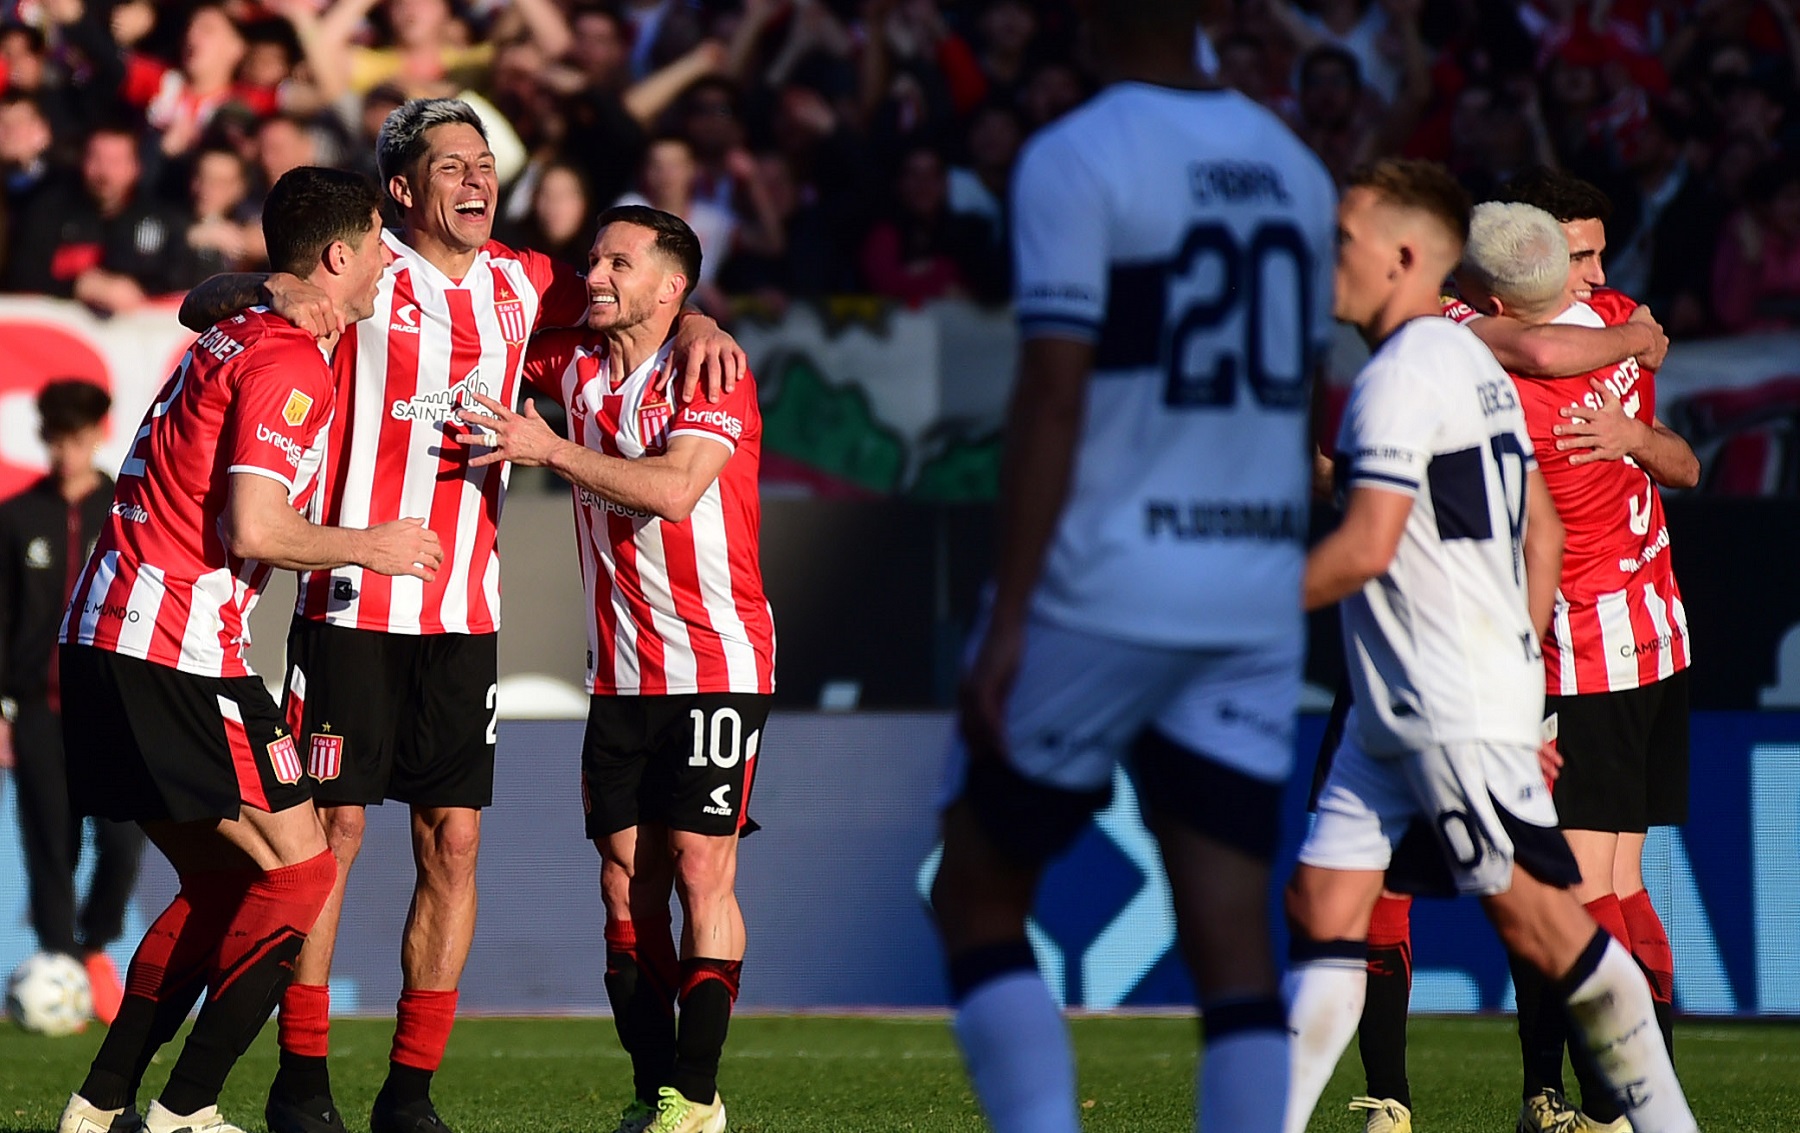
top-left (226, 464), bottom-right (297, 491)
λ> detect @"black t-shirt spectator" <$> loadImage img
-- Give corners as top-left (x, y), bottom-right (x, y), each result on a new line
top-left (0, 474), bottom-right (113, 703)
top-left (3, 172), bottom-right (191, 297)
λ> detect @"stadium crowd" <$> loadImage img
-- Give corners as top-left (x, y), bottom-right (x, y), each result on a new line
top-left (0, 0), bottom-right (1796, 335)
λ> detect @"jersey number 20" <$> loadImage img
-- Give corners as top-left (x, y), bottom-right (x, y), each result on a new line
top-left (1163, 221), bottom-right (1313, 413)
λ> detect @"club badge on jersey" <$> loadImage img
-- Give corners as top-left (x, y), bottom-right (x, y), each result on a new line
top-left (638, 391), bottom-right (673, 453)
top-left (495, 282), bottom-right (529, 345)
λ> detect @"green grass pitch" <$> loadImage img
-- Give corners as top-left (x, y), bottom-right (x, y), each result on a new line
top-left (4, 1015), bottom-right (1798, 1131)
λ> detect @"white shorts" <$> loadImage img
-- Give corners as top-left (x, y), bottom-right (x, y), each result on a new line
top-left (939, 614), bottom-right (1302, 804)
top-left (1300, 737), bottom-right (1568, 897)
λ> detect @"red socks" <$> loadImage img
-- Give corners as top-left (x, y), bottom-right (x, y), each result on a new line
top-left (280, 983), bottom-right (332, 1059)
top-left (1367, 893), bottom-right (1412, 950)
top-left (212, 850), bottom-right (335, 995)
top-left (392, 989), bottom-right (460, 1072)
top-left (124, 870), bottom-right (254, 1001)
top-left (1619, 889), bottom-right (1674, 1001)
top-left (680, 957), bottom-right (744, 1004)
top-left (1584, 894), bottom-right (1630, 948)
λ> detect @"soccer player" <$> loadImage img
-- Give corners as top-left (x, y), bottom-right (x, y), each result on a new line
top-left (1455, 176), bottom-right (1698, 1133)
top-left (455, 205), bottom-right (774, 1133)
top-left (176, 99), bottom-right (744, 1133)
top-left (0, 379), bottom-right (144, 1025)
top-left (1336, 177), bottom-right (1698, 1133)
top-left (1282, 157), bottom-right (1697, 1133)
top-left (927, 3), bottom-right (1337, 1131)
top-left (54, 166), bottom-right (443, 1133)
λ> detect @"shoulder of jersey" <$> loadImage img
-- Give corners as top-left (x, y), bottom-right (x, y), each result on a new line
top-left (212, 307), bottom-right (298, 345)
top-left (1586, 287), bottom-right (1638, 323)
top-left (481, 237), bottom-right (532, 263)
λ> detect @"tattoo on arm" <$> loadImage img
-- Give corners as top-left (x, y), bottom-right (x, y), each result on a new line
top-left (178, 273), bottom-right (271, 332)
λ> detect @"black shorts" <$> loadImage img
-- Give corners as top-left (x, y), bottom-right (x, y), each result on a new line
top-left (283, 618), bottom-right (498, 809)
top-left (581, 694), bottom-right (769, 839)
top-left (1548, 670), bottom-right (1690, 833)
top-left (61, 644), bottom-right (311, 824)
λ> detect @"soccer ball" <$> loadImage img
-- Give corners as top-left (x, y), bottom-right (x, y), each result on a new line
top-left (6, 952), bottom-right (93, 1036)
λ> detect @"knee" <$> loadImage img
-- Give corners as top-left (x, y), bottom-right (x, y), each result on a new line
top-left (419, 813), bottom-right (481, 888)
top-left (321, 808), bottom-right (366, 862)
top-left (671, 838), bottom-right (735, 903)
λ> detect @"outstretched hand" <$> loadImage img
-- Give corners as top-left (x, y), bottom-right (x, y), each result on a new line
top-left (455, 391), bottom-right (565, 469)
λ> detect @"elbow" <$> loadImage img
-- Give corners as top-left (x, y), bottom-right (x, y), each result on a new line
top-left (1670, 458), bottom-right (1701, 491)
top-left (221, 515), bottom-right (265, 561)
top-left (652, 484), bottom-right (702, 525)
top-left (176, 295), bottom-right (207, 332)
top-left (1347, 538), bottom-right (1397, 585)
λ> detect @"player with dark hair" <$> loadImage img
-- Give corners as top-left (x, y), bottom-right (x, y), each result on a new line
top-left (1479, 168), bottom-right (1697, 1133)
top-left (53, 166), bottom-right (443, 1133)
top-left (178, 99), bottom-right (745, 1133)
top-left (456, 204), bottom-right (772, 1133)
top-left (0, 378), bottom-right (144, 1027)
top-left (929, 2), bottom-right (1338, 1130)
top-left (1283, 158), bottom-right (1696, 1133)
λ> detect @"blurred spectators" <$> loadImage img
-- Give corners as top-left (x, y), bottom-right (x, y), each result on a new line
top-left (858, 141), bottom-right (1004, 308)
top-left (3, 123), bottom-right (190, 310)
top-left (0, 0), bottom-right (1792, 339)
top-left (1714, 155), bottom-right (1800, 332)
top-left (183, 144), bottom-right (261, 275)
top-left (499, 157), bottom-right (595, 268)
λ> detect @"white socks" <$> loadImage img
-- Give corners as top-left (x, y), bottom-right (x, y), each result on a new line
top-left (1563, 934), bottom-right (1697, 1133)
top-left (953, 970), bottom-right (1079, 1133)
top-left (1281, 950), bottom-right (1369, 1133)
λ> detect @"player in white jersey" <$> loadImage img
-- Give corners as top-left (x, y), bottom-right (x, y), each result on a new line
top-left (927, 4), bottom-right (1336, 1132)
top-left (55, 168), bottom-right (442, 1133)
top-left (1281, 158), bottom-right (1697, 1133)
top-left (176, 101), bottom-right (745, 1133)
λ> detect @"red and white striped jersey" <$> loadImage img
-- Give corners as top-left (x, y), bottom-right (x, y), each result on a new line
top-left (296, 231), bottom-right (588, 635)
top-left (1442, 291), bottom-right (1690, 695)
top-left (60, 310), bottom-right (335, 678)
top-left (523, 331), bottom-right (775, 696)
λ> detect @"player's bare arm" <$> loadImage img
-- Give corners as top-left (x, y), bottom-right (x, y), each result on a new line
top-left (959, 335), bottom-right (1090, 762)
top-left (1554, 377), bottom-right (1701, 487)
top-left (454, 391), bottom-right (731, 522)
top-left (1302, 486), bottom-right (1415, 611)
top-left (1522, 467), bottom-right (1564, 641)
top-left (1468, 309), bottom-right (1665, 378)
top-left (223, 473), bottom-right (442, 579)
top-left (179, 271), bottom-right (345, 340)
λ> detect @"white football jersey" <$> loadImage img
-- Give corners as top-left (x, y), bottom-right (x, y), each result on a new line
top-left (1012, 83), bottom-right (1337, 648)
top-left (1335, 316), bottom-right (1545, 755)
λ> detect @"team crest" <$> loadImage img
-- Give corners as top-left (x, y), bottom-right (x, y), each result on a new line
top-left (309, 727), bottom-right (343, 781)
top-left (267, 733), bottom-right (304, 785)
top-left (638, 391), bottom-right (672, 452)
top-left (282, 389), bottom-right (313, 427)
top-left (24, 537), bottom-right (50, 569)
top-left (495, 282), bottom-right (528, 345)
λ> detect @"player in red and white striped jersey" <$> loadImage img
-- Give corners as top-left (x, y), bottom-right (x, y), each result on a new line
top-left (177, 100), bottom-right (745, 1133)
top-left (55, 168), bottom-right (444, 1133)
top-left (458, 206), bottom-right (770, 1133)
top-left (1424, 186), bottom-right (1697, 1133)
top-left (1445, 285), bottom-right (1691, 695)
